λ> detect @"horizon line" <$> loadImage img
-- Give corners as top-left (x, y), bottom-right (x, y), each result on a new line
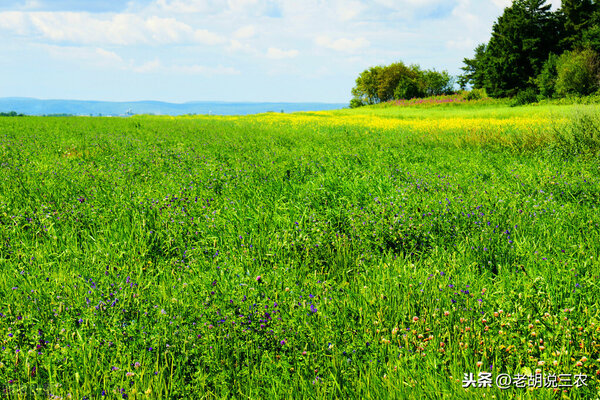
top-left (0, 96), bottom-right (348, 105)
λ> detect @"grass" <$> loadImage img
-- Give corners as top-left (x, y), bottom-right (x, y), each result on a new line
top-left (0, 100), bottom-right (599, 399)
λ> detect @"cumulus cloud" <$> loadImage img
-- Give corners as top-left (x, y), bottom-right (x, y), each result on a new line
top-left (43, 45), bottom-right (124, 66)
top-left (0, 11), bottom-right (225, 45)
top-left (132, 60), bottom-right (240, 75)
top-left (266, 47), bottom-right (298, 59)
top-left (41, 44), bottom-right (239, 76)
top-left (0, 11), bottom-right (29, 34)
top-left (153, 0), bottom-right (279, 16)
top-left (315, 36), bottom-right (370, 53)
top-left (153, 0), bottom-right (220, 14)
top-left (233, 25), bottom-right (256, 39)
top-left (132, 59), bottom-right (162, 73)
top-left (172, 64), bottom-right (240, 75)
top-left (491, 0), bottom-right (560, 9)
top-left (446, 38), bottom-right (477, 51)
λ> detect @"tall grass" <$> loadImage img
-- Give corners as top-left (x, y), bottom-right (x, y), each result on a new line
top-left (0, 103), bottom-right (598, 399)
top-left (552, 108), bottom-right (600, 157)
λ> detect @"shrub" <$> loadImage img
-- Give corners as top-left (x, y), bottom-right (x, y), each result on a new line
top-left (349, 98), bottom-right (365, 109)
top-left (463, 88), bottom-right (487, 101)
top-left (555, 49), bottom-right (600, 97)
top-left (511, 88), bottom-right (538, 106)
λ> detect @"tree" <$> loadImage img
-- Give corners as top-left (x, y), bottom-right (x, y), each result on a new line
top-left (422, 70), bottom-right (454, 96)
top-left (474, 0), bottom-right (560, 97)
top-left (558, 0), bottom-right (600, 50)
top-left (350, 62), bottom-right (455, 106)
top-left (579, 7), bottom-right (600, 52)
top-left (458, 44), bottom-right (487, 89)
top-left (536, 53), bottom-right (559, 97)
top-left (350, 66), bottom-right (383, 106)
top-left (393, 74), bottom-right (423, 99)
top-left (377, 62), bottom-right (418, 102)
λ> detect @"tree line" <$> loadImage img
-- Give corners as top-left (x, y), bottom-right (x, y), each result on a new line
top-left (460, 0), bottom-right (600, 100)
top-left (350, 63), bottom-right (454, 108)
top-left (351, 0), bottom-right (600, 107)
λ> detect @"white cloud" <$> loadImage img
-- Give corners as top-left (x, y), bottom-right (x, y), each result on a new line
top-left (227, 39), bottom-right (255, 54)
top-left (233, 25), bottom-right (255, 39)
top-left (41, 44), bottom-right (238, 76)
top-left (172, 64), bottom-right (240, 75)
top-left (43, 45), bottom-right (124, 67)
top-left (132, 60), bottom-right (240, 75)
top-left (153, 0), bottom-right (266, 15)
top-left (227, 0), bottom-right (259, 13)
top-left (0, 11), bottom-right (29, 34)
top-left (315, 36), bottom-right (370, 53)
top-left (446, 38), bottom-right (477, 51)
top-left (132, 59), bottom-right (162, 73)
top-left (266, 47), bottom-right (298, 59)
top-left (491, 0), bottom-right (561, 9)
top-left (337, 1), bottom-right (365, 21)
top-left (154, 0), bottom-right (220, 14)
top-left (0, 11), bottom-right (225, 45)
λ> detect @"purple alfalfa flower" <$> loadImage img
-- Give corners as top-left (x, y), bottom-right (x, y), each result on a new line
top-left (310, 304), bottom-right (318, 314)
top-left (256, 276), bottom-right (262, 283)
top-left (78, 197), bottom-right (85, 203)
top-left (280, 340), bottom-right (286, 345)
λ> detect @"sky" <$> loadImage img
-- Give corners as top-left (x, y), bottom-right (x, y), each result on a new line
top-left (0, 0), bottom-right (561, 103)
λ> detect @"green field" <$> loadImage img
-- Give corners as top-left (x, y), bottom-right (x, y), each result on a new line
top-left (0, 101), bottom-right (599, 399)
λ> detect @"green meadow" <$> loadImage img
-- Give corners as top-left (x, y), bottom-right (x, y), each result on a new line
top-left (0, 100), bottom-right (599, 399)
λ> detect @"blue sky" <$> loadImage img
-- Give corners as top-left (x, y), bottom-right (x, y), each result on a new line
top-left (0, 0), bottom-right (561, 103)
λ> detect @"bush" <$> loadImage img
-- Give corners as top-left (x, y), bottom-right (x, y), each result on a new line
top-left (511, 88), bottom-right (538, 106)
top-left (349, 98), bottom-right (365, 108)
top-left (552, 108), bottom-right (600, 156)
top-left (555, 49), bottom-right (600, 97)
top-left (463, 88), bottom-right (487, 101)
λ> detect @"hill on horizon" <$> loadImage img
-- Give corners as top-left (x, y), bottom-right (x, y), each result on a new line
top-left (0, 97), bottom-right (347, 116)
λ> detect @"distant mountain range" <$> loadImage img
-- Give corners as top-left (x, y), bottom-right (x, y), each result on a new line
top-left (0, 97), bottom-right (347, 116)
